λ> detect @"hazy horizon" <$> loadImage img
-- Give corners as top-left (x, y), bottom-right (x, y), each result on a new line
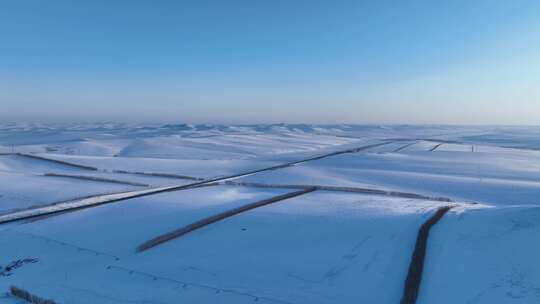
top-left (2, 0), bottom-right (539, 124)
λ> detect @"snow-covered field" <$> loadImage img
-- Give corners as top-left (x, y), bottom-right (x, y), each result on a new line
top-left (1, 123), bottom-right (540, 303)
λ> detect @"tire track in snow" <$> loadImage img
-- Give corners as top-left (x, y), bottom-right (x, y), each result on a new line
top-left (105, 265), bottom-right (295, 304)
top-left (136, 187), bottom-right (317, 252)
top-left (400, 206), bottom-right (453, 304)
top-left (6, 229), bottom-right (120, 260)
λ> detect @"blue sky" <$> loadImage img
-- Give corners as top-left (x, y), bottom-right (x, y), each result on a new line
top-left (1, 0), bottom-right (539, 124)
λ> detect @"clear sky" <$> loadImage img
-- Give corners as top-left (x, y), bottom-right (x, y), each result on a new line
top-left (1, 0), bottom-right (539, 124)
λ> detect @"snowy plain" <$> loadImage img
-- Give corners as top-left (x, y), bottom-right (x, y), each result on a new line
top-left (1, 123), bottom-right (540, 303)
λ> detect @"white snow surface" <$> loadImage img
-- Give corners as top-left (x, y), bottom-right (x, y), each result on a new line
top-left (1, 123), bottom-right (540, 303)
